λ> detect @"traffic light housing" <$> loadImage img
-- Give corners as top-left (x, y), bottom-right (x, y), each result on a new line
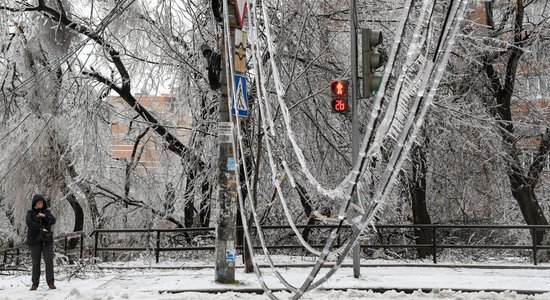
top-left (362, 28), bottom-right (383, 98)
top-left (200, 44), bottom-right (221, 90)
top-left (330, 79), bottom-right (349, 113)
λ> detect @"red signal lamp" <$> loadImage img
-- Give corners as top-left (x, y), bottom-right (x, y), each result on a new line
top-left (329, 80), bottom-right (349, 113)
top-left (331, 80), bottom-right (346, 96)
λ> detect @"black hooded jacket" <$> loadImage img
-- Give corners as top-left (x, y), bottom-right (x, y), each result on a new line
top-left (26, 194), bottom-right (56, 246)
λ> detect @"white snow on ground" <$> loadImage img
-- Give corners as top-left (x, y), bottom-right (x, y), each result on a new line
top-left (1, 256), bottom-right (550, 299)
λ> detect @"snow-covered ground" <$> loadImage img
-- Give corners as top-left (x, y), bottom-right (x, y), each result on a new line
top-left (1, 255), bottom-right (550, 299)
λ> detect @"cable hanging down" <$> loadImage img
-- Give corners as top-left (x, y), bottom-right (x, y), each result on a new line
top-left (223, 0), bottom-right (471, 298)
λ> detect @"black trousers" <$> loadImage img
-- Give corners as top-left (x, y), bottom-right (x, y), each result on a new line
top-left (29, 242), bottom-right (54, 285)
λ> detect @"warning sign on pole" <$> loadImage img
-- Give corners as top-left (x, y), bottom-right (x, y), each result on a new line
top-left (234, 0), bottom-right (247, 29)
top-left (234, 29), bottom-right (247, 74)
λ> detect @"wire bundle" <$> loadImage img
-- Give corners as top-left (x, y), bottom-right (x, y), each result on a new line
top-left (221, 0), bottom-right (470, 299)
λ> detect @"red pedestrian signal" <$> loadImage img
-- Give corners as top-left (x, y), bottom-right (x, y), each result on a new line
top-left (333, 81), bottom-right (346, 96)
top-left (330, 80), bottom-right (349, 113)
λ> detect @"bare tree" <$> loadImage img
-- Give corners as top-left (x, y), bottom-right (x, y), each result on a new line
top-left (0, 0), bottom-right (213, 238)
top-left (479, 1), bottom-right (550, 246)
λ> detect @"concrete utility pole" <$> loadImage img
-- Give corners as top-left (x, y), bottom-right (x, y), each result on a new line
top-left (215, 0), bottom-right (239, 284)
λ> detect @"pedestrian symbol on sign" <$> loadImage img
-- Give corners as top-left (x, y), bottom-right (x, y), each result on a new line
top-left (232, 74), bottom-right (249, 117)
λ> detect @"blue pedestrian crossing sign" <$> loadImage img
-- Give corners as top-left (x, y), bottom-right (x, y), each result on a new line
top-left (231, 74), bottom-right (249, 117)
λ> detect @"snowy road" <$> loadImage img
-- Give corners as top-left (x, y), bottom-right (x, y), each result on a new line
top-left (2, 258), bottom-right (550, 299)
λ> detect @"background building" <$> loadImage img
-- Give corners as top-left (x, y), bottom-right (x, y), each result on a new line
top-left (107, 94), bottom-right (192, 168)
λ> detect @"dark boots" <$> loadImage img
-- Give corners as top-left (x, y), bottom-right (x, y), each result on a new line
top-left (48, 281), bottom-right (56, 289)
top-left (30, 281), bottom-right (56, 290)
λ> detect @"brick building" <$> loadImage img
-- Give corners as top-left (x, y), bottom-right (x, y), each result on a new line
top-left (107, 94), bottom-right (191, 168)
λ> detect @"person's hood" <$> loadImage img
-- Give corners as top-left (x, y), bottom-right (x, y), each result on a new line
top-left (31, 194), bottom-right (48, 209)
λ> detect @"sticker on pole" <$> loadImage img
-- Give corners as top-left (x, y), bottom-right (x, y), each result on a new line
top-left (234, 0), bottom-right (247, 28)
top-left (231, 74), bottom-right (249, 117)
top-left (225, 250), bottom-right (235, 263)
top-left (226, 157), bottom-right (235, 171)
top-left (218, 122), bottom-right (233, 143)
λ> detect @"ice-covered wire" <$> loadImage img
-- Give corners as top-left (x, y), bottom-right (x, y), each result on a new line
top-left (222, 3), bottom-right (356, 297)
top-left (381, 0), bottom-right (435, 142)
top-left (248, 1), bottom-right (354, 259)
top-left (259, 0), bottom-right (349, 199)
top-left (248, 0), bottom-right (410, 269)
top-left (219, 0), bottom-right (283, 298)
top-left (254, 0), bottom-right (414, 260)
top-left (292, 0), bottom-right (426, 293)
top-left (305, 0), bottom-right (469, 292)
top-left (235, 0), bottom-right (466, 297)
top-left (217, 0), bottom-right (301, 292)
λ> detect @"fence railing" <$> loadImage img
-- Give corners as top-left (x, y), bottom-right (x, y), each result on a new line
top-left (89, 224), bottom-right (550, 265)
top-left (3, 224), bottom-right (550, 270)
top-left (1, 231), bottom-right (85, 269)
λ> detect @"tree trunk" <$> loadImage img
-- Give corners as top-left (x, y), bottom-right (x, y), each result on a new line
top-left (65, 162), bottom-right (102, 229)
top-left (199, 182), bottom-right (212, 227)
top-left (182, 175), bottom-right (195, 243)
top-left (164, 183), bottom-right (176, 215)
top-left (410, 144), bottom-right (433, 259)
top-left (61, 185), bottom-right (84, 250)
top-left (83, 184), bottom-right (101, 229)
top-left (183, 194), bottom-right (195, 228)
top-left (481, 2), bottom-right (549, 252)
top-left (512, 186), bottom-right (548, 245)
top-left (297, 182), bottom-right (315, 243)
top-left (507, 130), bottom-right (550, 246)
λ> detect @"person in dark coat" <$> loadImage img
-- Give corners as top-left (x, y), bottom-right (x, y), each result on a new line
top-left (26, 194), bottom-right (56, 290)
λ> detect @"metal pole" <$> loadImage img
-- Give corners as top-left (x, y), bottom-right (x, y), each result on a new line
top-left (533, 228), bottom-right (538, 266)
top-left (80, 232), bottom-right (84, 259)
top-left (215, 0), bottom-right (238, 284)
top-left (350, 0), bottom-right (361, 278)
top-left (156, 230), bottom-right (160, 263)
top-left (94, 231), bottom-right (98, 258)
top-left (432, 226), bottom-right (437, 264)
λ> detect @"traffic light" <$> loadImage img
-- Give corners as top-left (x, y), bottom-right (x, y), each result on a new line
top-left (330, 79), bottom-right (349, 113)
top-left (200, 44), bottom-right (221, 90)
top-left (362, 28), bottom-right (383, 98)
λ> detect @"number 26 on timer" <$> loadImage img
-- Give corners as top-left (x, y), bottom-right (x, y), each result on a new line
top-left (329, 80), bottom-right (348, 114)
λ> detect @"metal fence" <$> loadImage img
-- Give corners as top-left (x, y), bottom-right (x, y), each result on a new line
top-left (89, 224), bottom-right (550, 265)
top-left (1, 231), bottom-right (85, 270)
top-left (2, 224), bottom-right (550, 270)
